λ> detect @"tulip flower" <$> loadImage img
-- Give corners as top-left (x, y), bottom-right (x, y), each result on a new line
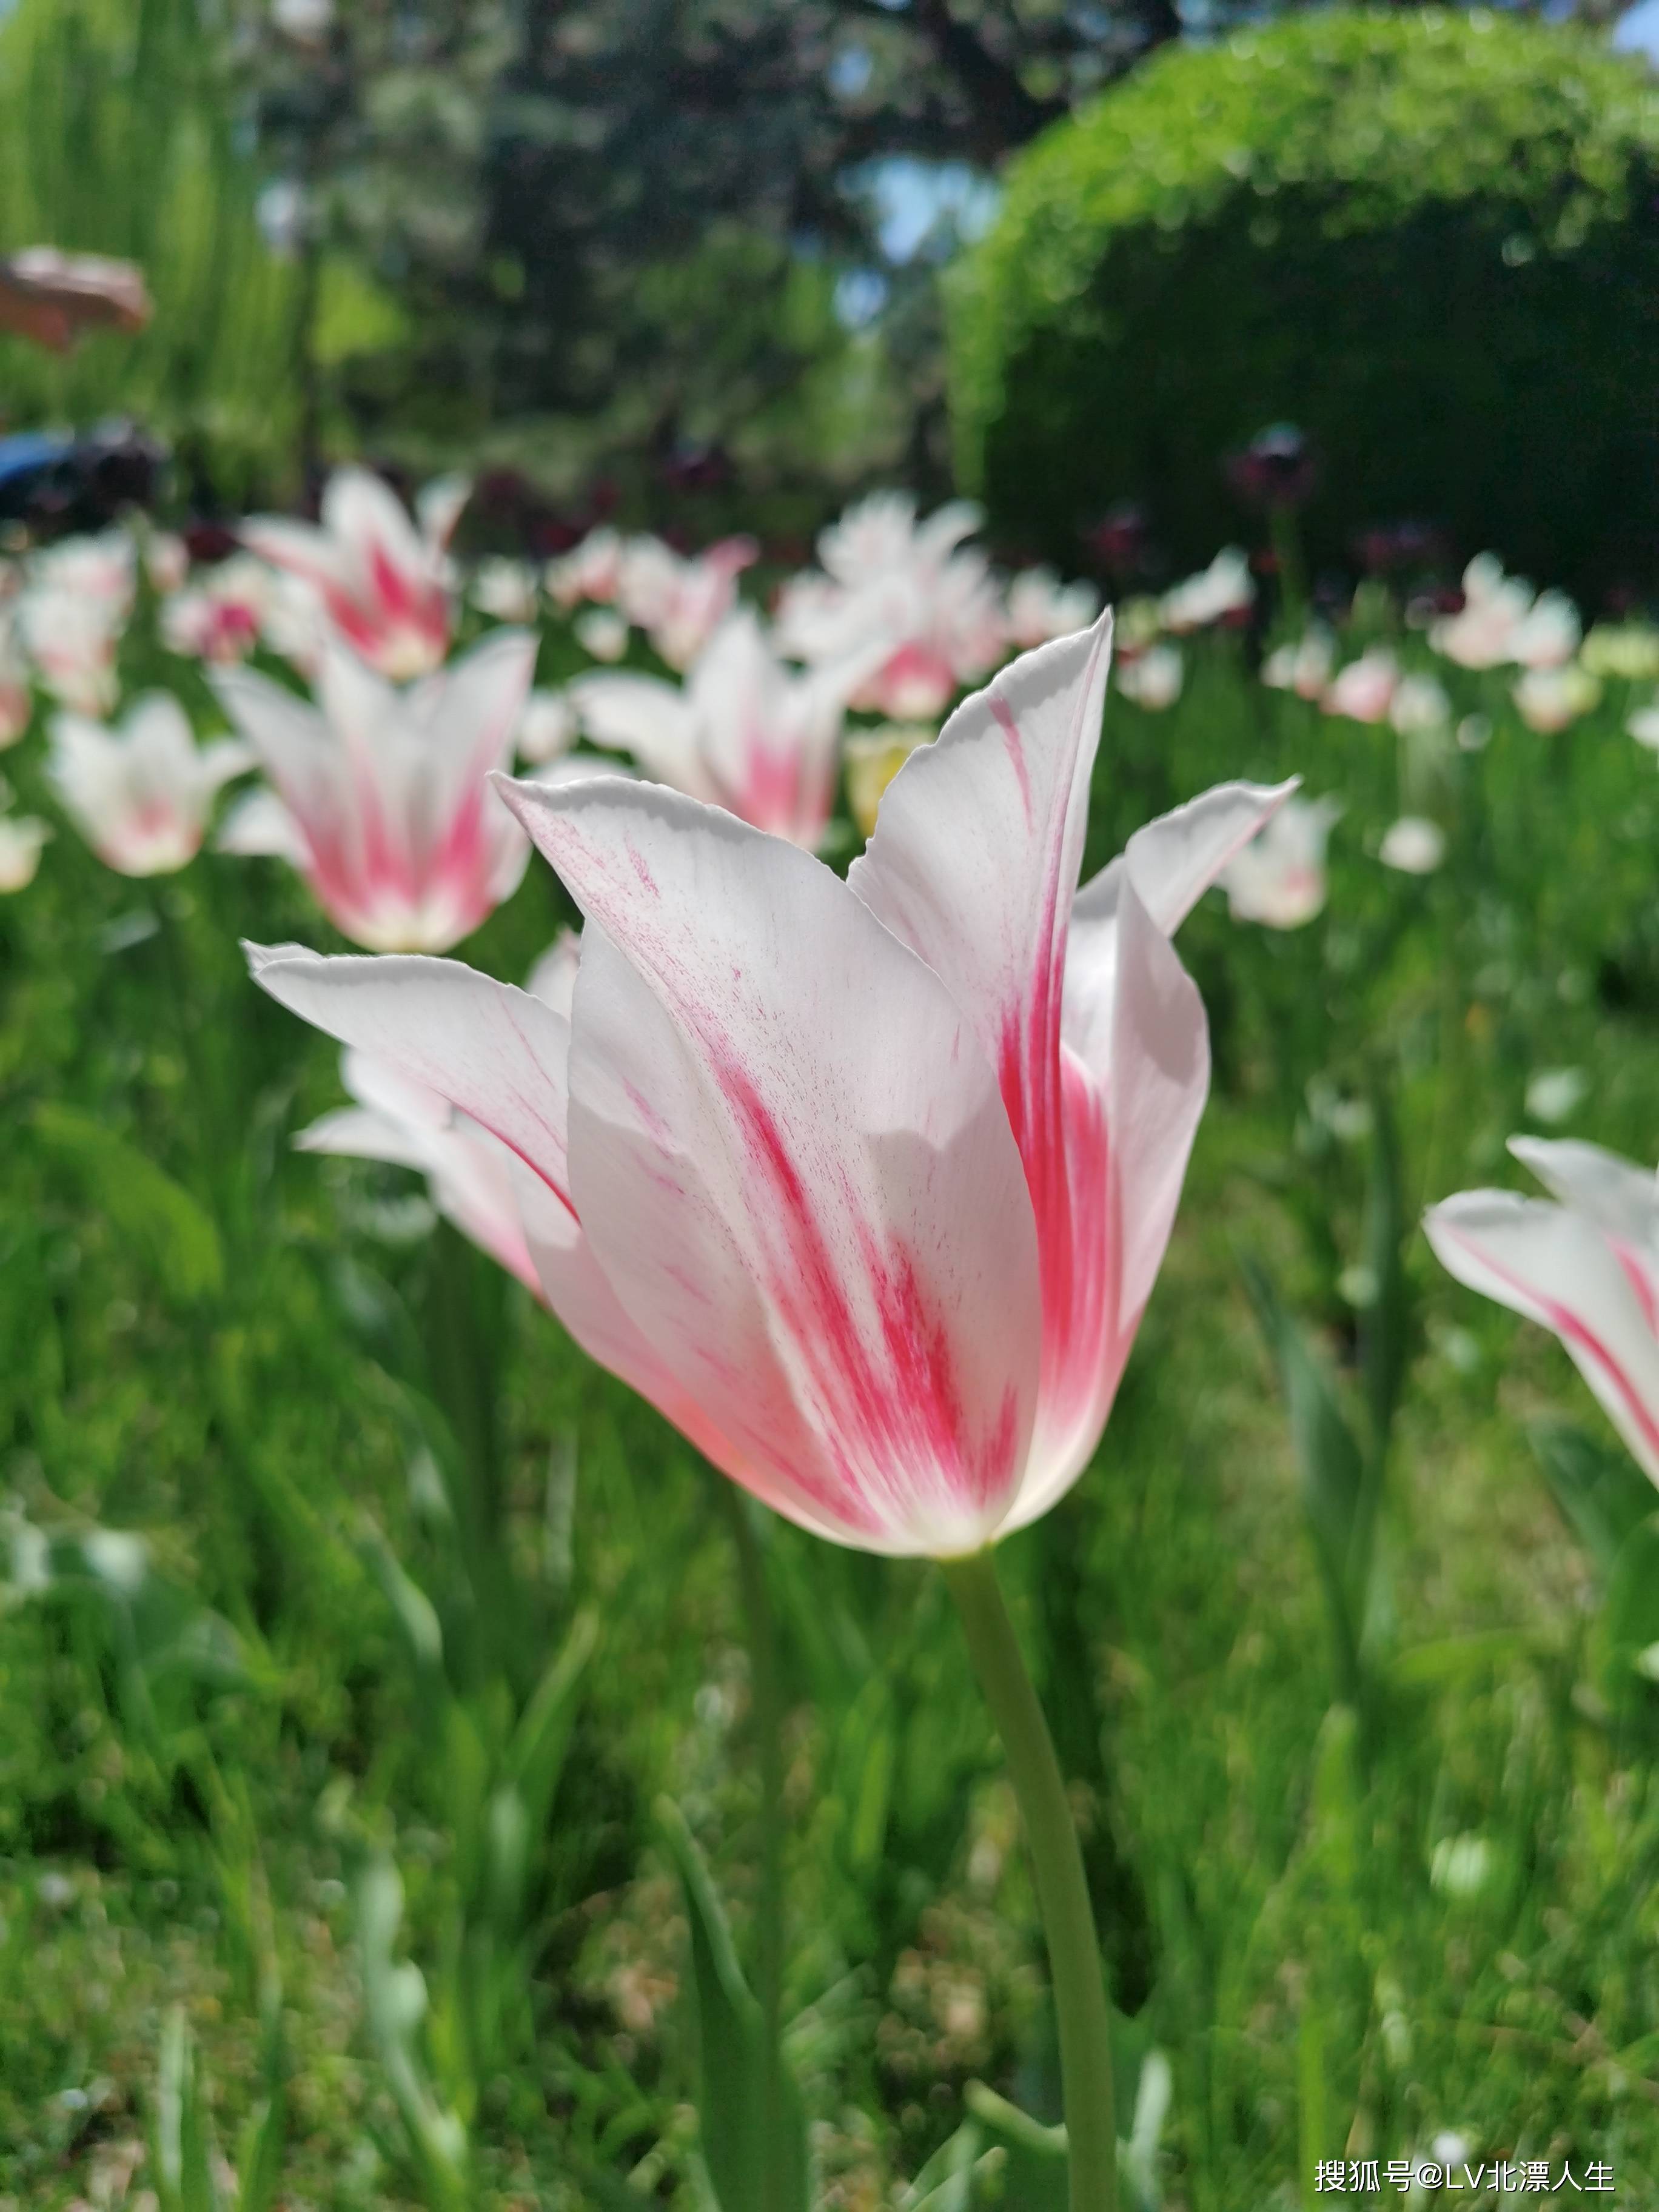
top-left (248, 616), bottom-right (1286, 1553)
top-left (1005, 566), bottom-right (1101, 651)
top-left (843, 726), bottom-right (933, 840)
top-left (1159, 548), bottom-right (1254, 633)
top-left (241, 467), bottom-right (469, 681)
top-left (1582, 623), bottom-right (1659, 683)
top-left (1262, 628), bottom-right (1335, 700)
top-left (213, 629), bottom-right (537, 950)
top-left (0, 806), bottom-right (50, 891)
top-left (161, 555), bottom-right (275, 666)
top-left (517, 689), bottom-right (578, 765)
top-left (775, 493), bottom-right (1005, 720)
top-left (1388, 672), bottom-right (1452, 737)
top-left (1429, 555), bottom-right (1577, 673)
top-left (1378, 817), bottom-right (1445, 874)
top-left (471, 558), bottom-right (540, 623)
top-left (571, 608), bottom-right (854, 848)
top-left (545, 527), bottom-right (623, 609)
top-left (1426, 1138), bottom-right (1659, 1486)
top-left (1509, 591), bottom-right (1581, 671)
top-left (0, 613), bottom-right (32, 749)
top-left (1221, 794), bottom-right (1341, 928)
top-left (1512, 664), bottom-right (1601, 734)
top-left (1114, 643), bottom-right (1183, 711)
top-left (1324, 646), bottom-right (1398, 725)
top-left (575, 608), bottom-right (628, 662)
top-left (249, 617), bottom-right (1288, 2212)
top-left (614, 534), bottom-right (757, 671)
top-left (47, 695), bottom-right (253, 876)
top-left (28, 529), bottom-right (135, 616)
top-left (144, 531), bottom-right (191, 596)
top-left (18, 591), bottom-right (122, 716)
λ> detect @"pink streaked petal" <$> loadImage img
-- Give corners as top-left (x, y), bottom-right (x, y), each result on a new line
top-left (1425, 1190), bottom-right (1659, 1487)
top-left (497, 776), bottom-right (1044, 1556)
top-left (239, 518), bottom-right (355, 603)
top-left (1509, 1136), bottom-right (1659, 1333)
top-left (848, 612), bottom-right (1112, 1419)
top-left (507, 1154), bottom-right (833, 1524)
top-left (245, 944), bottom-right (575, 1213)
top-left (1007, 877), bottom-right (1209, 1527)
top-left (1061, 780), bottom-right (1288, 1077)
top-left (323, 468), bottom-right (431, 588)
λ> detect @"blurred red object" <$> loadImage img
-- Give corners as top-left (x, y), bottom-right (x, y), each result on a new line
top-left (0, 250), bottom-right (151, 353)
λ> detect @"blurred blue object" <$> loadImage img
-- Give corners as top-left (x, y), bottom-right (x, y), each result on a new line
top-left (0, 419), bottom-right (162, 526)
top-left (0, 429), bottom-right (73, 491)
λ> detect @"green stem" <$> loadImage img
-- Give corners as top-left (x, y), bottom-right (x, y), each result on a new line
top-left (714, 1481), bottom-right (788, 2212)
top-left (943, 1549), bottom-right (1118, 2212)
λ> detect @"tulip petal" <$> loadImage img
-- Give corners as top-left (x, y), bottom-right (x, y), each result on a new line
top-left (1004, 877), bottom-right (1209, 1528)
top-left (246, 944), bottom-right (575, 1212)
top-left (498, 774), bottom-right (1044, 1556)
top-left (1509, 1137), bottom-right (1659, 1252)
top-left (568, 671), bottom-right (715, 800)
top-left (295, 1104), bottom-right (435, 1174)
top-left (215, 787), bottom-right (311, 866)
top-left (1112, 778), bottom-right (1299, 936)
top-left (1425, 1190), bottom-right (1659, 1485)
top-left (1063, 780), bottom-right (1293, 1073)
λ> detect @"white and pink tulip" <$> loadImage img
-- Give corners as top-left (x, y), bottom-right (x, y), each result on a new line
top-left (241, 467), bottom-right (469, 682)
top-left (249, 616), bottom-right (1289, 1555)
top-left (47, 694), bottom-right (252, 876)
top-left (213, 629), bottom-right (537, 951)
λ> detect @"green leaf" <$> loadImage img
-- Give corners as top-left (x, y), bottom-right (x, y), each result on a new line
top-left (355, 1519), bottom-right (446, 1689)
top-left (1242, 1254), bottom-right (1366, 1697)
top-left (151, 2006), bottom-right (227, 2212)
top-left (503, 1604), bottom-right (598, 1837)
top-left (353, 1857), bottom-right (471, 2211)
top-left (657, 1798), bottom-right (810, 2212)
top-left (1531, 1419), bottom-right (1657, 1580)
top-left (1598, 1512), bottom-right (1659, 1700)
top-left (34, 1103), bottom-right (223, 1302)
top-left (1358, 1078), bottom-right (1411, 1458)
top-left (963, 2082), bottom-right (1069, 2211)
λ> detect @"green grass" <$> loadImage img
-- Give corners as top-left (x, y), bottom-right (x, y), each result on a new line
top-left (4, 595), bottom-right (1659, 2208)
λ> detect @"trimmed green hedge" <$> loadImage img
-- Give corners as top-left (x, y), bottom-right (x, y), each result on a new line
top-left (950, 12), bottom-right (1659, 601)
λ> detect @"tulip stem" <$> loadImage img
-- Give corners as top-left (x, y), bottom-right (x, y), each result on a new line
top-left (714, 1480), bottom-right (789, 2212)
top-left (943, 1549), bottom-right (1118, 2212)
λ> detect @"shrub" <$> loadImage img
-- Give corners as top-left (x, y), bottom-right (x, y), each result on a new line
top-left (948, 11), bottom-right (1659, 603)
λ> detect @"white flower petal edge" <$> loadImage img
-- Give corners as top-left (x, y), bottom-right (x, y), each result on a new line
top-left (1425, 1179), bottom-right (1659, 1485)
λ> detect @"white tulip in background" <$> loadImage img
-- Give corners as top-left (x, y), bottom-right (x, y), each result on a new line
top-left (47, 694), bottom-right (253, 876)
top-left (1220, 793), bottom-right (1339, 928)
top-left (1378, 816), bottom-right (1446, 874)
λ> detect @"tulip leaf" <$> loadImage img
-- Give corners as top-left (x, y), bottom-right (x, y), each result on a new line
top-left (658, 1797), bottom-right (810, 2212)
top-left (1358, 1077), bottom-right (1412, 1460)
top-left (353, 1856), bottom-right (471, 2212)
top-left (964, 2082), bottom-right (1070, 2210)
top-left (34, 1104), bottom-right (223, 1302)
top-left (503, 1604), bottom-right (598, 1838)
top-left (1241, 1254), bottom-right (1366, 1699)
top-left (1531, 1419), bottom-right (1656, 1580)
top-left (1597, 1512), bottom-right (1659, 1702)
